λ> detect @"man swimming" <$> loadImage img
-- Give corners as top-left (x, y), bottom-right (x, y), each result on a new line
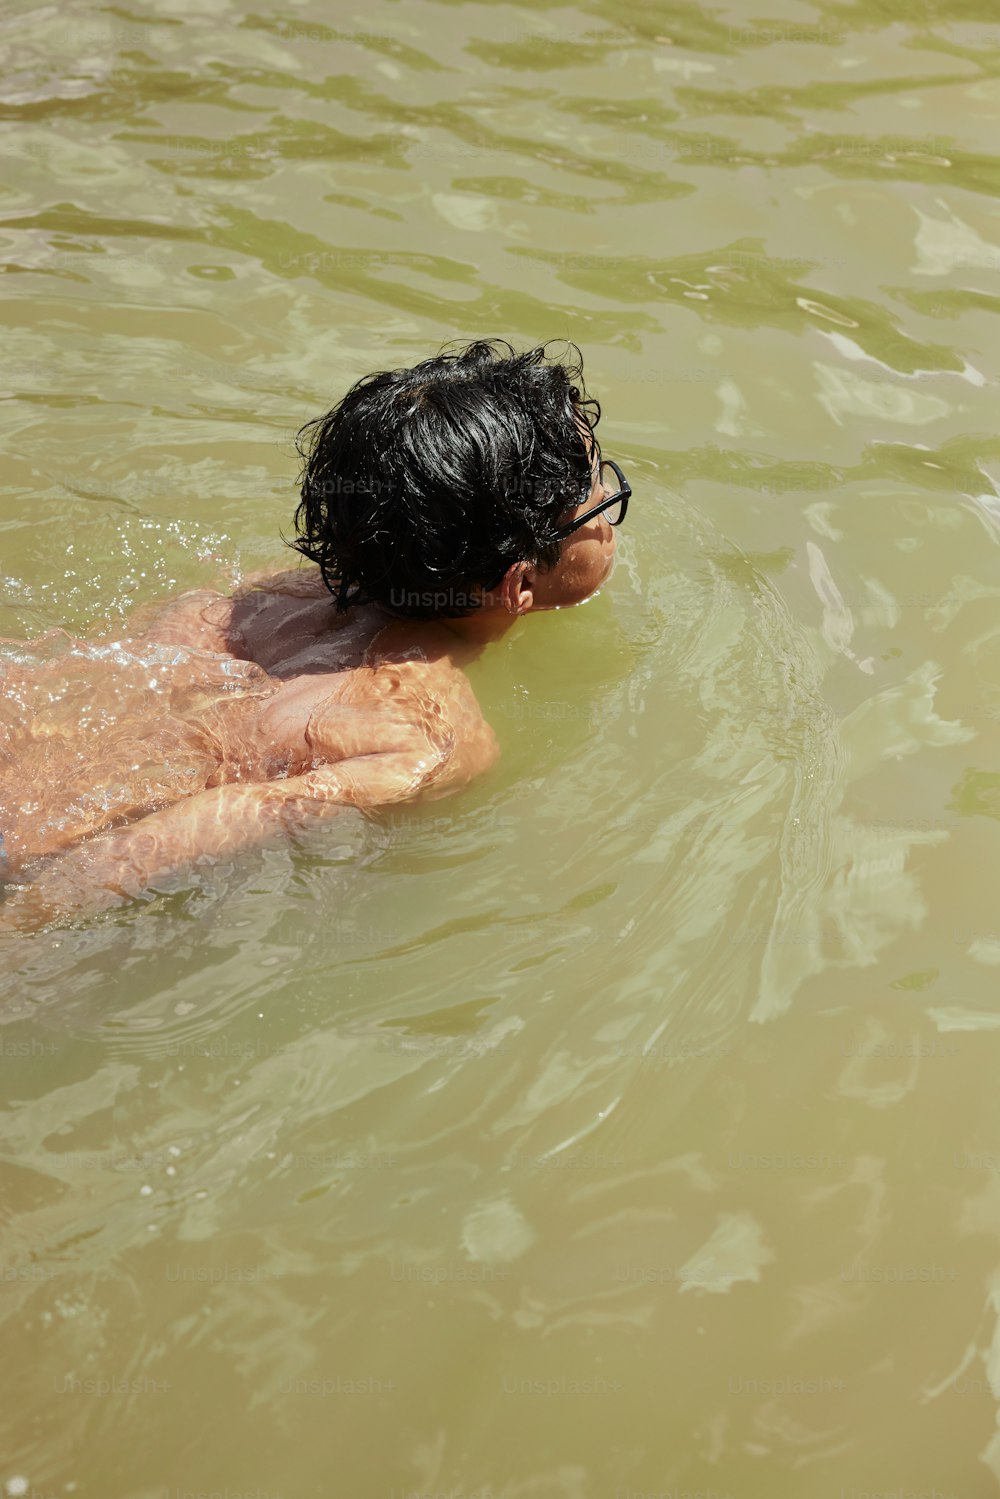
top-left (0, 339), bottom-right (629, 930)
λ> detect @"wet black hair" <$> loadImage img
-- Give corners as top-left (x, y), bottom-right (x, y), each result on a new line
top-left (291, 338), bottom-right (601, 619)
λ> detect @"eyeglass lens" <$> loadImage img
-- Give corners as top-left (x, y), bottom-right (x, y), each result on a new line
top-left (600, 462), bottom-right (625, 525)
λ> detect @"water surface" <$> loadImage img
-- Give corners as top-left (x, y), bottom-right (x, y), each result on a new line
top-left (3, 2), bottom-right (1000, 1495)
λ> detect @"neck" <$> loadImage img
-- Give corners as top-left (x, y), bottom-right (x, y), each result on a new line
top-left (369, 600), bottom-right (519, 664)
top-left (437, 605), bottom-right (519, 656)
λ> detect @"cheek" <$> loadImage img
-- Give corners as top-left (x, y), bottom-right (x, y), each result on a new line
top-left (563, 532), bottom-right (614, 598)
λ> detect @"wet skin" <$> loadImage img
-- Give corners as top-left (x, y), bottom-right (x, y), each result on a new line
top-left (0, 453), bottom-right (619, 930)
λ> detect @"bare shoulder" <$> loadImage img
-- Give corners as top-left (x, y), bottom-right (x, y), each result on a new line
top-left (307, 623), bottom-right (499, 798)
top-left (235, 563), bottom-right (330, 599)
top-left (362, 621), bottom-right (492, 730)
top-left (126, 587), bottom-right (235, 654)
top-left (123, 560), bottom-right (323, 653)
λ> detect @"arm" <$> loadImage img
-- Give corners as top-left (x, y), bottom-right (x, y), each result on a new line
top-left (0, 760), bottom-right (395, 932)
top-left (1, 706), bottom-right (497, 933)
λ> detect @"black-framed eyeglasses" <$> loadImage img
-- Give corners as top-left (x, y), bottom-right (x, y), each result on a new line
top-left (551, 458), bottom-right (631, 540)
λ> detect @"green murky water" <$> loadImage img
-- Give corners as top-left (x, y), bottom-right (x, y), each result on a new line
top-left (4, 2), bottom-right (1000, 1495)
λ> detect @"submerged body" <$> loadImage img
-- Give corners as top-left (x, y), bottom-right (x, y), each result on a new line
top-left (0, 340), bottom-right (623, 929)
top-left (0, 568), bottom-right (498, 926)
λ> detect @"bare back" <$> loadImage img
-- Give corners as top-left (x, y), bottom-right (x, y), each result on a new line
top-left (0, 566), bottom-right (498, 885)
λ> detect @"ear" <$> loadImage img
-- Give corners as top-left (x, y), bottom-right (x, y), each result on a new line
top-left (496, 561), bottom-right (534, 616)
